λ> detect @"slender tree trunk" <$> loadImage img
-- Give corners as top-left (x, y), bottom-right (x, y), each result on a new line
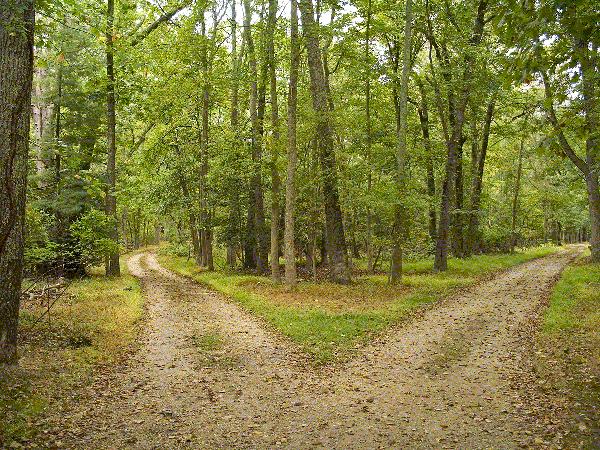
top-left (199, 12), bottom-right (213, 271)
top-left (0, 0), bottom-right (34, 364)
top-left (53, 64), bottom-right (65, 250)
top-left (364, 0), bottom-right (374, 273)
top-left (228, 0), bottom-right (240, 269)
top-left (451, 138), bottom-right (465, 257)
top-left (244, 204), bottom-right (256, 268)
top-left (542, 58), bottom-right (600, 261)
top-left (267, 0), bottom-right (281, 281)
top-left (244, 0), bottom-right (268, 273)
top-left (510, 138), bottom-right (524, 252)
top-left (122, 208), bottom-right (129, 249)
top-left (465, 94), bottom-right (495, 255)
top-left (105, 0), bottom-right (120, 276)
top-left (390, 0), bottom-right (413, 284)
top-left (179, 175), bottom-right (202, 265)
top-left (416, 78), bottom-right (437, 247)
top-left (32, 67), bottom-right (50, 185)
top-left (284, 0), bottom-right (299, 287)
top-left (298, 0), bottom-right (349, 284)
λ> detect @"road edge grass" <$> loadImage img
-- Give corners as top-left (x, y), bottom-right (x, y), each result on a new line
top-left (158, 245), bottom-right (559, 365)
top-left (0, 256), bottom-right (143, 446)
top-left (537, 250), bottom-right (600, 447)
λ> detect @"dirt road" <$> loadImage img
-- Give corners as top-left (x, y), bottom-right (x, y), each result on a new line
top-left (55, 249), bottom-right (579, 448)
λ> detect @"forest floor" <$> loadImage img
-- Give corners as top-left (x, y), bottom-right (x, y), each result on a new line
top-left (38, 246), bottom-right (594, 448)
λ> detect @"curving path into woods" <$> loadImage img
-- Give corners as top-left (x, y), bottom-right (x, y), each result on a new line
top-left (52, 248), bottom-right (580, 449)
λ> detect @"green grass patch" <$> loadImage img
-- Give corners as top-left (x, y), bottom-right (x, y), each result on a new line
top-left (192, 330), bottom-right (224, 352)
top-left (159, 245), bottom-right (558, 364)
top-left (0, 257), bottom-right (143, 446)
top-left (544, 252), bottom-right (600, 333)
top-left (537, 250), bottom-right (600, 447)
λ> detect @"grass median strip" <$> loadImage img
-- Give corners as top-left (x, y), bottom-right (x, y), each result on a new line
top-left (159, 245), bottom-right (558, 364)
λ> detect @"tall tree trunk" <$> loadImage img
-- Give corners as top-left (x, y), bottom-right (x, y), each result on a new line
top-left (199, 11), bottom-right (213, 271)
top-left (433, 0), bottom-right (488, 272)
top-left (451, 138), bottom-right (465, 257)
top-left (284, 0), bottom-right (299, 287)
top-left (32, 67), bottom-right (51, 187)
top-left (0, 0), bottom-right (34, 364)
top-left (542, 59), bottom-right (600, 261)
top-left (298, 0), bottom-right (349, 284)
top-left (580, 41), bottom-right (600, 262)
top-left (179, 174), bottom-right (202, 265)
top-left (390, 0), bottom-right (413, 284)
top-left (267, 0), bottom-right (281, 282)
top-left (53, 64), bottom-right (64, 249)
top-left (416, 78), bottom-right (437, 246)
top-left (364, 0), bottom-right (374, 273)
top-left (510, 138), bottom-right (524, 253)
top-left (105, 0), bottom-right (120, 276)
top-left (465, 94), bottom-right (495, 255)
top-left (228, 0), bottom-right (240, 269)
top-left (243, 0), bottom-right (268, 273)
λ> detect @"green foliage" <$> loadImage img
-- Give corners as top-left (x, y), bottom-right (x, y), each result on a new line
top-left (69, 210), bottom-right (119, 269)
top-left (24, 206), bottom-right (59, 271)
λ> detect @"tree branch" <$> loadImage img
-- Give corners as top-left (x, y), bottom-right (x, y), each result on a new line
top-left (131, 2), bottom-right (191, 47)
top-left (540, 70), bottom-right (589, 176)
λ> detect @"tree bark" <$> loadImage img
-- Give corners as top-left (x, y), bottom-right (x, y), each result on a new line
top-left (105, 0), bottom-right (120, 276)
top-left (284, 0), bottom-right (299, 287)
top-left (451, 137), bottom-right (465, 257)
top-left (199, 11), bottom-right (213, 270)
top-left (390, 0), bottom-right (413, 284)
top-left (465, 93), bottom-right (495, 255)
top-left (0, 0), bottom-right (34, 364)
top-left (179, 174), bottom-right (202, 265)
top-left (579, 41), bottom-right (600, 262)
top-left (510, 138), bottom-right (524, 253)
top-left (433, 0), bottom-right (488, 271)
top-left (298, 0), bottom-right (349, 284)
top-left (228, 0), bottom-right (241, 269)
top-left (542, 63), bottom-right (600, 262)
top-left (243, 0), bottom-right (268, 273)
top-left (364, 0), bottom-right (374, 273)
top-left (267, 0), bottom-right (281, 282)
top-left (416, 78), bottom-right (437, 246)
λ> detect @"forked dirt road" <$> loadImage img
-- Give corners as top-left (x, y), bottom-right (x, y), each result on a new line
top-left (55, 248), bottom-right (580, 448)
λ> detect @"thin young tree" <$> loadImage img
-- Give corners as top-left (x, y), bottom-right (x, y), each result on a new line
top-left (267, 0), bottom-right (281, 281)
top-left (105, 0), bottom-right (120, 276)
top-left (364, 0), bottom-right (374, 274)
top-left (284, 0), bottom-right (300, 287)
top-left (429, 0), bottom-right (489, 271)
top-left (390, 0), bottom-right (413, 284)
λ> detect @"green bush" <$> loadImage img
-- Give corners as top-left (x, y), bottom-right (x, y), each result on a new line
top-left (159, 241), bottom-right (190, 257)
top-left (24, 206), bottom-right (58, 272)
top-left (69, 210), bottom-right (119, 268)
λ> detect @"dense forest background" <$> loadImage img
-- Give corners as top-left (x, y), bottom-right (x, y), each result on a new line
top-left (22, 0), bottom-right (597, 284)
